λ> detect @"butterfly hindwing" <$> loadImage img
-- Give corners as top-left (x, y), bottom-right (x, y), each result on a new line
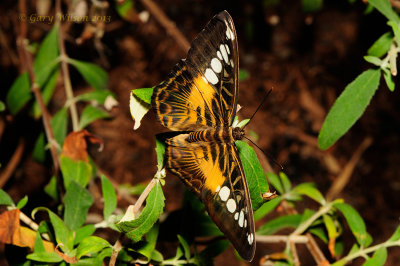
top-left (165, 134), bottom-right (255, 260)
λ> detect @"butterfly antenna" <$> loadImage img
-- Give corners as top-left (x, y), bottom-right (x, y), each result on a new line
top-left (244, 136), bottom-right (284, 170)
top-left (242, 89), bottom-right (272, 130)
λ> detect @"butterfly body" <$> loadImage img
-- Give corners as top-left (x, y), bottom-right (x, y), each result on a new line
top-left (152, 11), bottom-right (256, 261)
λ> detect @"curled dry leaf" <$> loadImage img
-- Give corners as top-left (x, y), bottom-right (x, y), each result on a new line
top-left (55, 244), bottom-right (78, 263)
top-left (61, 130), bottom-right (103, 162)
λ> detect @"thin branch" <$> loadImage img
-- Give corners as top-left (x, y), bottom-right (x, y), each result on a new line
top-left (290, 203), bottom-right (333, 237)
top-left (132, 178), bottom-right (157, 216)
top-left (290, 241), bottom-right (300, 266)
top-left (326, 137), bottom-right (373, 201)
top-left (19, 211), bottom-right (50, 241)
top-left (256, 235), bottom-right (308, 244)
top-left (18, 0), bottom-right (60, 172)
top-left (109, 237), bottom-right (122, 266)
top-left (56, 0), bottom-right (80, 131)
top-left (139, 0), bottom-right (190, 53)
top-left (0, 139), bottom-right (25, 188)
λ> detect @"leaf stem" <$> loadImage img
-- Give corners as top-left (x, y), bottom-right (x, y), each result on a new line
top-left (133, 178), bottom-right (157, 216)
top-left (55, 0), bottom-right (80, 131)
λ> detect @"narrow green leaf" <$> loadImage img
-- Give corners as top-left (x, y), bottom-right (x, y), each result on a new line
top-left (101, 174), bottom-right (117, 219)
top-left (77, 90), bottom-right (114, 104)
top-left (363, 247), bottom-right (387, 266)
top-left (266, 172), bottom-right (283, 194)
top-left (254, 196), bottom-right (282, 221)
top-left (177, 235), bottom-right (191, 260)
top-left (64, 181), bottom-right (94, 230)
top-left (309, 227), bottom-right (328, 243)
top-left (32, 207), bottom-right (73, 251)
top-left (0, 189), bottom-right (14, 206)
top-left (334, 202), bottom-right (367, 246)
top-left (155, 137), bottom-right (166, 170)
top-left (52, 107), bottom-right (68, 147)
top-left (318, 68), bottom-right (381, 150)
top-left (6, 72), bottom-right (31, 115)
top-left (279, 172), bottom-right (292, 193)
top-left (132, 88), bottom-right (153, 105)
top-left (368, 0), bottom-right (400, 23)
top-left (74, 224), bottom-right (96, 246)
top-left (367, 32), bottom-right (393, 57)
top-left (33, 133), bottom-right (46, 163)
top-left (0, 101), bottom-right (5, 112)
top-left (79, 105), bottom-right (110, 129)
top-left (32, 69), bottom-right (59, 118)
top-left (388, 225), bottom-right (400, 242)
top-left (27, 252), bottom-right (63, 263)
top-left (236, 140), bottom-right (269, 211)
top-left (16, 195), bottom-right (28, 209)
top-left (238, 69), bottom-right (250, 81)
top-left (388, 21), bottom-right (400, 44)
top-left (364, 55), bottom-right (383, 66)
top-left (68, 58), bottom-right (108, 90)
top-left (44, 176), bottom-right (59, 201)
top-left (117, 181), bottom-right (165, 242)
top-left (383, 69), bottom-right (395, 91)
top-left (302, 0), bottom-right (323, 12)
top-left (257, 214), bottom-right (302, 235)
top-left (34, 231), bottom-right (46, 253)
top-left (33, 26), bottom-right (59, 82)
top-left (60, 156), bottom-right (92, 188)
top-left (135, 225), bottom-right (161, 263)
top-left (293, 183), bottom-right (326, 205)
top-left (323, 214), bottom-right (337, 239)
top-left (130, 90), bottom-right (151, 130)
top-left (76, 236), bottom-right (112, 259)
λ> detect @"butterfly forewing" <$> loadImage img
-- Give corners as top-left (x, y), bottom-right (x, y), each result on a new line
top-left (152, 11), bottom-right (255, 261)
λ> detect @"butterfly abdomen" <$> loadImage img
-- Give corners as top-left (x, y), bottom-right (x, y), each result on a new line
top-left (186, 127), bottom-right (239, 143)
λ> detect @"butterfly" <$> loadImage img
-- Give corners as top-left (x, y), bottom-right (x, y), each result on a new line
top-left (152, 11), bottom-right (255, 261)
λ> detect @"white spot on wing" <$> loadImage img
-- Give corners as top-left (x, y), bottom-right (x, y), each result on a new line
top-left (211, 58), bottom-right (222, 73)
top-left (202, 76), bottom-right (208, 84)
top-left (226, 199), bottom-right (236, 213)
top-left (218, 186), bottom-right (230, 202)
top-left (219, 44), bottom-right (229, 64)
top-left (217, 51), bottom-right (222, 60)
top-left (215, 185), bottom-right (221, 193)
top-left (234, 212), bottom-right (239, 220)
top-left (205, 68), bottom-right (218, 85)
top-left (224, 44), bottom-right (230, 55)
top-left (248, 233), bottom-right (254, 244)
top-left (238, 210), bottom-right (245, 227)
top-left (227, 27), bottom-right (235, 40)
top-left (244, 219), bottom-right (247, 228)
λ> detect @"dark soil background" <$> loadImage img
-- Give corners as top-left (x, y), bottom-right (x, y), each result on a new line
top-left (0, 0), bottom-right (400, 265)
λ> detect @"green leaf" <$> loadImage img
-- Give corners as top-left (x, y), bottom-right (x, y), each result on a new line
top-left (16, 195), bottom-right (28, 209)
top-left (64, 181), bottom-right (94, 230)
top-left (254, 196), bottom-right (282, 221)
top-left (363, 247), bottom-right (387, 266)
top-left (76, 236), bottom-right (112, 259)
top-left (155, 137), bottom-right (166, 170)
top-left (266, 172), bottom-right (283, 194)
top-left (34, 231), bottom-right (46, 253)
top-left (0, 101), bottom-right (5, 112)
top-left (364, 55), bottom-right (383, 66)
top-left (101, 174), bottom-right (117, 219)
top-left (302, 0), bottom-right (323, 12)
top-left (368, 32), bottom-right (393, 57)
top-left (383, 69), bottom-right (395, 91)
top-left (68, 58), bottom-right (108, 90)
top-left (334, 202), bottom-right (367, 246)
top-left (132, 88), bottom-right (153, 105)
top-left (130, 89), bottom-right (151, 130)
top-left (135, 225), bottom-right (162, 263)
top-left (52, 107), bottom-right (68, 147)
top-left (6, 72), bottom-right (31, 115)
top-left (79, 105), bottom-right (110, 130)
top-left (33, 133), bottom-right (46, 163)
top-left (257, 214), bottom-right (302, 235)
top-left (368, 0), bottom-right (400, 23)
top-left (74, 224), bottom-right (96, 246)
top-left (323, 214), bottom-right (337, 240)
top-left (177, 235), bottom-right (191, 260)
top-left (32, 69), bottom-right (60, 118)
top-left (117, 181), bottom-right (165, 242)
top-left (77, 90), bottom-right (114, 104)
top-left (60, 156), bottom-right (92, 188)
top-left (33, 26), bottom-right (59, 84)
top-left (0, 189), bottom-right (14, 206)
top-left (279, 172), bottom-right (292, 193)
top-left (44, 176), bottom-right (59, 201)
top-left (236, 140), bottom-right (269, 211)
top-left (388, 225), bottom-right (400, 242)
top-left (318, 68), bottom-right (381, 150)
top-left (292, 183), bottom-right (326, 205)
top-left (32, 207), bottom-right (73, 251)
top-left (309, 227), bottom-right (328, 243)
top-left (27, 252), bottom-right (63, 263)
top-left (388, 21), bottom-right (400, 44)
